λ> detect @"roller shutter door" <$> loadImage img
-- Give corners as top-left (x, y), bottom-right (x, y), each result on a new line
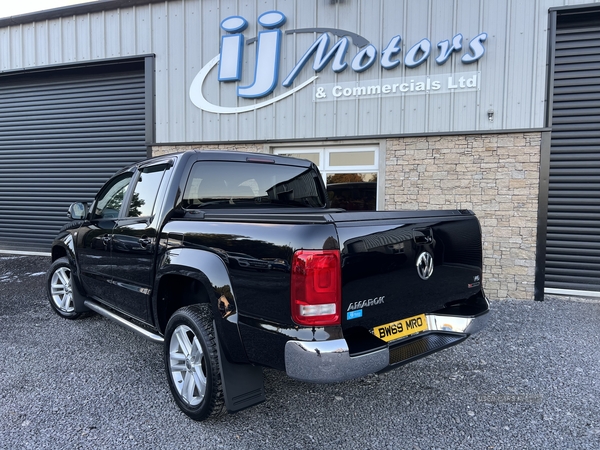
top-left (0, 61), bottom-right (149, 253)
top-left (546, 14), bottom-right (600, 295)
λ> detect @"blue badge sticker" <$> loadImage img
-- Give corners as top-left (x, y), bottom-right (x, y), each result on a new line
top-left (347, 310), bottom-right (363, 320)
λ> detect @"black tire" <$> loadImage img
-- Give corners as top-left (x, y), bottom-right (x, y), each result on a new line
top-left (164, 304), bottom-right (225, 421)
top-left (47, 257), bottom-right (83, 320)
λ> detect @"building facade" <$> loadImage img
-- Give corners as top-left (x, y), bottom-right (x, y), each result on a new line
top-left (1, 0), bottom-right (600, 300)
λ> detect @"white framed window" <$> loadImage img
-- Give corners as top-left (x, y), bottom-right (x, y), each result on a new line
top-left (273, 145), bottom-right (380, 211)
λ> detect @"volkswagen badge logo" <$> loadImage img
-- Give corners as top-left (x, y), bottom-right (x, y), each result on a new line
top-left (416, 252), bottom-right (434, 280)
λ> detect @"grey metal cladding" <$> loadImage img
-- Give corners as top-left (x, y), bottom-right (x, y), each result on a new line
top-left (0, 62), bottom-right (148, 253)
top-left (546, 10), bottom-right (600, 293)
top-left (0, 0), bottom-right (578, 143)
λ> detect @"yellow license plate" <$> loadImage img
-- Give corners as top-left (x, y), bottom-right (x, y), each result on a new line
top-left (373, 314), bottom-right (428, 342)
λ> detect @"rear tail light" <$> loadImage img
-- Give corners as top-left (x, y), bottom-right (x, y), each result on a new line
top-left (291, 250), bottom-right (341, 326)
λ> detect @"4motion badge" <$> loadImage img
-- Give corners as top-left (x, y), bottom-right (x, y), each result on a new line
top-left (416, 252), bottom-right (434, 280)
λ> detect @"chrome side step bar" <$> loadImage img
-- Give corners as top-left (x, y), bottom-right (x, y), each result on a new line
top-left (84, 300), bottom-right (164, 344)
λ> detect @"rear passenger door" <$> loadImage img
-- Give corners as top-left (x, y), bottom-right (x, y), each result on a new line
top-left (109, 161), bottom-right (172, 322)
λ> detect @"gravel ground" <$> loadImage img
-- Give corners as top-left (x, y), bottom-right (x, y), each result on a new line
top-left (0, 254), bottom-right (599, 450)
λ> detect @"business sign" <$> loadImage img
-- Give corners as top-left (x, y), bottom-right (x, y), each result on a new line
top-left (189, 11), bottom-right (487, 114)
top-left (314, 72), bottom-right (480, 102)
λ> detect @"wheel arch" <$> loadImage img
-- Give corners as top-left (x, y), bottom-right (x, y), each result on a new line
top-left (51, 231), bottom-right (77, 263)
top-left (154, 248), bottom-right (249, 364)
top-left (51, 245), bottom-right (68, 262)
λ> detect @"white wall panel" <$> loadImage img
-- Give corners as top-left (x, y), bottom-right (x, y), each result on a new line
top-left (62, 17), bottom-right (77, 63)
top-left (120, 8), bottom-right (137, 56)
top-left (504, 0), bottom-right (534, 129)
top-left (10, 26), bottom-right (22, 68)
top-left (166, 0), bottom-right (186, 140)
top-left (254, 0), bottom-right (277, 141)
top-left (105, 11), bottom-right (122, 57)
top-left (377, 0), bottom-right (401, 135)
top-left (151, 1), bottom-right (169, 140)
top-left (0, 29), bottom-right (8, 71)
top-left (135, 6), bottom-right (152, 54)
top-left (355, 0), bottom-right (381, 137)
top-left (198, 0), bottom-right (221, 141)
top-left (480, 0), bottom-right (508, 132)
top-left (451, 0), bottom-right (481, 132)
top-left (34, 21), bottom-right (49, 66)
top-left (76, 15), bottom-right (91, 60)
top-left (184, 0), bottom-right (202, 142)
top-left (1, 0), bottom-right (600, 143)
top-left (292, 0), bottom-right (317, 139)
top-left (314, 0), bottom-right (339, 139)
top-left (333, 0), bottom-right (359, 138)
top-left (22, 24), bottom-right (36, 67)
top-left (272, 0), bottom-right (298, 140)
top-left (426, 0), bottom-right (455, 133)
top-left (48, 19), bottom-right (63, 64)
top-left (90, 12), bottom-right (106, 59)
top-left (403, 0), bottom-right (430, 135)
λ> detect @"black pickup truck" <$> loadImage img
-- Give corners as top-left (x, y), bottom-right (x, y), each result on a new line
top-left (47, 150), bottom-right (489, 421)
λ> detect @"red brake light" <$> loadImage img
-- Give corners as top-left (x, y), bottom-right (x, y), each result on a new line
top-left (291, 250), bottom-right (341, 326)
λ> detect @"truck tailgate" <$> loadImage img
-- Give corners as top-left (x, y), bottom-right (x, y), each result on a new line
top-left (334, 211), bottom-right (483, 333)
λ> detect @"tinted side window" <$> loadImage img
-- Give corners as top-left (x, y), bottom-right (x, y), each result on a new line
top-left (93, 173), bottom-right (134, 220)
top-left (128, 165), bottom-right (168, 218)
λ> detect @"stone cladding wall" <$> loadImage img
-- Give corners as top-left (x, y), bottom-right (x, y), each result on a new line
top-left (385, 133), bottom-right (541, 300)
top-left (154, 132), bottom-right (542, 300)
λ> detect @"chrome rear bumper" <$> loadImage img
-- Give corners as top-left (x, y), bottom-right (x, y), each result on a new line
top-left (284, 309), bottom-right (489, 383)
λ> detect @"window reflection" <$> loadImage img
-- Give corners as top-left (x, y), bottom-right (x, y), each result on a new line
top-left (183, 161), bottom-right (327, 208)
top-left (327, 173), bottom-right (377, 211)
top-left (93, 174), bottom-right (133, 220)
top-left (329, 151), bottom-right (375, 167)
top-left (128, 165), bottom-right (167, 217)
top-left (274, 147), bottom-right (379, 211)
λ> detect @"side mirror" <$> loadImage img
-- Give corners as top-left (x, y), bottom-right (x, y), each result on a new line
top-left (67, 202), bottom-right (88, 221)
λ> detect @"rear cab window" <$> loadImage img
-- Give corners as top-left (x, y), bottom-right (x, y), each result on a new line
top-left (182, 161), bottom-right (327, 209)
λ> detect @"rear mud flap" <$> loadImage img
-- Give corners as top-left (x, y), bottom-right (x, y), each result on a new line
top-left (215, 324), bottom-right (266, 413)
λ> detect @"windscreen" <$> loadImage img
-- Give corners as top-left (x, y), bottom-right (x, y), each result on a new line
top-left (182, 161), bottom-right (327, 209)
